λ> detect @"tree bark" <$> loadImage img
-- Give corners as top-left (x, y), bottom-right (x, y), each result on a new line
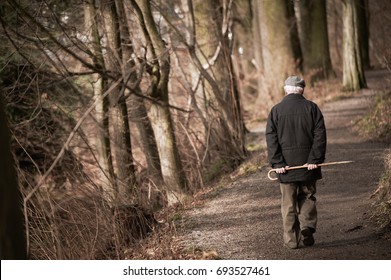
top-left (192, 0), bottom-right (247, 165)
top-left (298, 0), bottom-right (333, 80)
top-left (252, 0), bottom-right (263, 72)
top-left (0, 94), bottom-right (27, 259)
top-left (115, 0), bottom-right (162, 183)
top-left (133, 0), bottom-right (187, 205)
top-left (257, 0), bottom-right (302, 108)
top-left (101, 0), bottom-right (136, 201)
top-left (357, 0), bottom-right (370, 69)
top-left (342, 0), bottom-right (367, 91)
top-left (231, 0), bottom-right (253, 86)
top-left (83, 0), bottom-right (117, 200)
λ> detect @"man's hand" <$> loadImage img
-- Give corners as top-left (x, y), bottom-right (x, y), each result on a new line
top-left (305, 163), bottom-right (318, 170)
top-left (275, 166), bottom-right (289, 174)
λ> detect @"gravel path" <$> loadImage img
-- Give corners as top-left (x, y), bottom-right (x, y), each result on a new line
top-left (179, 70), bottom-right (391, 259)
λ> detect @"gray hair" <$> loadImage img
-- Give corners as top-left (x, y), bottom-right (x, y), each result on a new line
top-left (284, 85), bottom-right (304, 94)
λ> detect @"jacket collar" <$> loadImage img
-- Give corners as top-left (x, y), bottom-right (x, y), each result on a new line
top-left (284, 93), bottom-right (305, 100)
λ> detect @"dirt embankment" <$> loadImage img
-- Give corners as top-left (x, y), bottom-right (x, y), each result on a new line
top-left (179, 70), bottom-right (391, 260)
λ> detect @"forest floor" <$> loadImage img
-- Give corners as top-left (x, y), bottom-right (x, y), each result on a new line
top-left (177, 69), bottom-right (391, 259)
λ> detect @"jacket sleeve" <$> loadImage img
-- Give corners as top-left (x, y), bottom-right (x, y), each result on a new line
top-left (266, 109), bottom-right (286, 168)
top-left (307, 105), bottom-right (327, 164)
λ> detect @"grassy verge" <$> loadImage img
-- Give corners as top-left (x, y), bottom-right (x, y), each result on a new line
top-left (355, 91), bottom-right (391, 227)
top-left (370, 151), bottom-right (391, 227)
top-left (355, 91), bottom-right (391, 142)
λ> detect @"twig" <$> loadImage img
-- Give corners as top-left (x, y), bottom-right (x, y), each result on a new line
top-left (23, 77), bottom-right (123, 254)
top-left (12, 133), bottom-right (42, 176)
top-left (202, 119), bottom-right (214, 164)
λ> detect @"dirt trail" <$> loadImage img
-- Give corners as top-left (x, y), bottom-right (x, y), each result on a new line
top-left (179, 70), bottom-right (391, 259)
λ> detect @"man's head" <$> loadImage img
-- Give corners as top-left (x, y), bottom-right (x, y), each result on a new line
top-left (284, 76), bottom-right (305, 95)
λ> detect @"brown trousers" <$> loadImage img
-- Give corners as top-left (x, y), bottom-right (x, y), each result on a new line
top-left (280, 181), bottom-right (317, 246)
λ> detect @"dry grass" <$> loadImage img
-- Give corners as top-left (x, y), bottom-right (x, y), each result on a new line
top-left (370, 151), bottom-right (391, 227)
top-left (354, 90), bottom-right (391, 227)
top-left (21, 170), bottom-right (223, 260)
top-left (354, 91), bottom-right (391, 142)
top-left (23, 183), bottom-right (156, 259)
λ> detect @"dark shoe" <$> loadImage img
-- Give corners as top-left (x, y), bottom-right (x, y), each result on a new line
top-left (301, 228), bottom-right (315, 246)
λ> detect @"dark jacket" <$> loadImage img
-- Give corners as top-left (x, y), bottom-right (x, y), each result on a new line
top-left (266, 94), bottom-right (327, 183)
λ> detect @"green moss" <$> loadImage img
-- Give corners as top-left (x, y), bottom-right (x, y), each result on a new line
top-left (203, 159), bottom-right (226, 183)
top-left (170, 212), bottom-right (183, 222)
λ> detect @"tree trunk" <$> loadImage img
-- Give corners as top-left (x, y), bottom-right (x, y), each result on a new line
top-left (115, 0), bottom-right (162, 183)
top-left (357, 0), bottom-right (370, 69)
top-left (257, 0), bottom-right (302, 108)
top-left (252, 0), bottom-right (263, 72)
top-left (342, 0), bottom-right (367, 91)
top-left (133, 0), bottom-right (187, 205)
top-left (83, 0), bottom-right (117, 200)
top-left (286, 0), bottom-right (303, 71)
top-left (101, 0), bottom-right (136, 201)
top-left (298, 0), bottom-right (333, 80)
top-left (0, 94), bottom-right (27, 259)
top-left (192, 0), bottom-right (247, 165)
top-left (231, 0), bottom-right (253, 100)
top-left (129, 94), bottom-right (162, 180)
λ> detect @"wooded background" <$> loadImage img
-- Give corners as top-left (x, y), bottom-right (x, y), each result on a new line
top-left (0, 0), bottom-right (390, 259)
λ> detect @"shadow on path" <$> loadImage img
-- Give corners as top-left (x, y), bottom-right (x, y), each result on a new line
top-left (180, 71), bottom-right (391, 259)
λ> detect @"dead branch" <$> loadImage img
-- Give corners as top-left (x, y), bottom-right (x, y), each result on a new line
top-left (23, 77), bottom-right (123, 253)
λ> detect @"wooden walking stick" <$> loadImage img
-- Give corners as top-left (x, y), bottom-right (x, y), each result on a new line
top-left (267, 161), bottom-right (354, 181)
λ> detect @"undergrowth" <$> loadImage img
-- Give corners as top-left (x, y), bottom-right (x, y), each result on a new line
top-left (355, 91), bottom-right (391, 142)
top-left (370, 151), bottom-right (391, 227)
top-left (355, 91), bottom-right (391, 228)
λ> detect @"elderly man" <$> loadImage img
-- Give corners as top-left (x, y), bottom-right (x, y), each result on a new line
top-left (266, 76), bottom-right (327, 249)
